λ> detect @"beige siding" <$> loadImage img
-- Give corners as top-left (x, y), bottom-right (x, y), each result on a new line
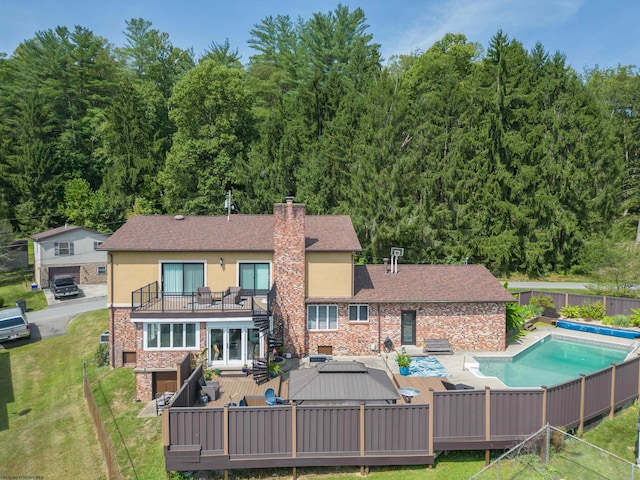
top-left (108, 251), bottom-right (273, 305)
top-left (306, 252), bottom-right (353, 297)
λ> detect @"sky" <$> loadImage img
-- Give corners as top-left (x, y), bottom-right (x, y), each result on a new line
top-left (1, 0), bottom-right (639, 72)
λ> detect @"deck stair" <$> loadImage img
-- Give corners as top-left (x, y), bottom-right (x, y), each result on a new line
top-left (252, 358), bottom-right (269, 384)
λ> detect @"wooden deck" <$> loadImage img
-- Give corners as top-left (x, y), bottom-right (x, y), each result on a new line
top-left (392, 374), bottom-right (446, 404)
top-left (205, 374), bottom-right (288, 407)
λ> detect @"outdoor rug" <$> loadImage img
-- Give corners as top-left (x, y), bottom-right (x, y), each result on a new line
top-left (408, 357), bottom-right (452, 377)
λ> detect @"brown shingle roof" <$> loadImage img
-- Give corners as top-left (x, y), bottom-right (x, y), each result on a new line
top-left (344, 264), bottom-right (515, 303)
top-left (98, 214), bottom-right (361, 252)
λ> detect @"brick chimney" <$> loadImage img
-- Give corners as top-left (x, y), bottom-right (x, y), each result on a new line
top-left (273, 196), bottom-right (307, 356)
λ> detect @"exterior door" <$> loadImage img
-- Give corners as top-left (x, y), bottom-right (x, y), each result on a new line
top-left (209, 324), bottom-right (258, 366)
top-left (153, 371), bottom-right (177, 396)
top-left (401, 310), bottom-right (416, 345)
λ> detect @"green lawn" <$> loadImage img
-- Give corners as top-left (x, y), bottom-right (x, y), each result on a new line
top-left (0, 309), bottom-right (107, 478)
top-left (0, 268), bottom-right (47, 312)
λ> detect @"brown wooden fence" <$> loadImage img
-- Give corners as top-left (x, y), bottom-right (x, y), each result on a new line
top-left (164, 355), bottom-right (640, 473)
top-left (82, 361), bottom-right (123, 480)
top-left (518, 290), bottom-right (640, 316)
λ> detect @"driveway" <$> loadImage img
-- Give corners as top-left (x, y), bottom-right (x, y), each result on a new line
top-left (0, 284), bottom-right (107, 349)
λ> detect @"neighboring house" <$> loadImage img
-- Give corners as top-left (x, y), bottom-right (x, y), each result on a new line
top-left (31, 225), bottom-right (111, 287)
top-left (99, 198), bottom-right (514, 400)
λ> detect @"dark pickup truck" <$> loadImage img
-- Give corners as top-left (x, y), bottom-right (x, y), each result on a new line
top-left (51, 275), bottom-right (79, 299)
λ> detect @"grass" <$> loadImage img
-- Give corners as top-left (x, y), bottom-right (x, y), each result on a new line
top-left (0, 309), bottom-right (108, 478)
top-left (0, 268), bottom-right (47, 312)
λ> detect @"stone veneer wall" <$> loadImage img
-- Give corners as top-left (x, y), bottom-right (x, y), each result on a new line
top-left (307, 302), bottom-right (507, 356)
top-left (111, 307), bottom-right (208, 401)
top-left (272, 200), bottom-right (307, 357)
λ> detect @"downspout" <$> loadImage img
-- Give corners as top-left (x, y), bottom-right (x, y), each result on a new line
top-left (377, 303), bottom-right (381, 353)
top-left (109, 252), bottom-right (115, 368)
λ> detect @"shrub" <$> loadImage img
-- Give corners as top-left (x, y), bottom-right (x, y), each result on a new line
top-left (506, 302), bottom-right (524, 331)
top-left (520, 304), bottom-right (543, 320)
top-left (630, 308), bottom-right (640, 327)
top-left (529, 295), bottom-right (555, 309)
top-left (579, 301), bottom-right (606, 321)
top-left (93, 343), bottom-right (109, 367)
top-left (560, 305), bottom-right (580, 318)
top-left (0, 296), bottom-right (4, 308)
top-left (606, 315), bottom-right (631, 327)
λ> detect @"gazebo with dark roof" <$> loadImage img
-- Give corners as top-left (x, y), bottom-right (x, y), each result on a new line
top-left (288, 361), bottom-right (400, 405)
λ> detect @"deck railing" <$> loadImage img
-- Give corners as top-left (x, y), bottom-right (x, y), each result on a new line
top-left (164, 354), bottom-right (640, 473)
top-left (131, 283), bottom-right (274, 315)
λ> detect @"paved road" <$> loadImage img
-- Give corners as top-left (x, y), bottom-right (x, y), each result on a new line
top-left (1, 288), bottom-right (107, 350)
top-left (504, 281), bottom-right (587, 290)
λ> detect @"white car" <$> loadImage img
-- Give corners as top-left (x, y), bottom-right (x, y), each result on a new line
top-left (0, 307), bottom-right (31, 342)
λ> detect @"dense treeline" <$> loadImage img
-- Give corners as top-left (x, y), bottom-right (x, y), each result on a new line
top-left (1, 6), bottom-right (639, 278)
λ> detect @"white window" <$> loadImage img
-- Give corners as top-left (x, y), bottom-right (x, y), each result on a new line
top-left (97, 265), bottom-right (107, 275)
top-left (145, 323), bottom-right (198, 349)
top-left (307, 305), bottom-right (338, 330)
top-left (349, 304), bottom-right (369, 322)
top-left (94, 241), bottom-right (103, 250)
top-left (54, 241), bottom-right (74, 256)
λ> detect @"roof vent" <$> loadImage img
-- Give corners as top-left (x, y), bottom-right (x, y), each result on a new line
top-left (174, 215), bottom-right (184, 221)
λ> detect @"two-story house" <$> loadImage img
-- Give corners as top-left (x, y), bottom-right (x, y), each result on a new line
top-left (100, 198), bottom-right (514, 400)
top-left (31, 225), bottom-right (111, 287)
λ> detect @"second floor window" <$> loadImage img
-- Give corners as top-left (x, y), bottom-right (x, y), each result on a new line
top-left (54, 242), bottom-right (74, 256)
top-left (239, 263), bottom-right (270, 291)
top-left (162, 262), bottom-right (204, 293)
top-left (307, 305), bottom-right (338, 330)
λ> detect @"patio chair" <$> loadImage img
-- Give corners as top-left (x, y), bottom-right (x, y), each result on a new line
top-left (264, 387), bottom-right (285, 405)
top-left (197, 286), bottom-right (213, 306)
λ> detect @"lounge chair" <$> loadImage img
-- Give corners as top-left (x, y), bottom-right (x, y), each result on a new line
top-left (423, 338), bottom-right (453, 355)
top-left (264, 387), bottom-right (285, 405)
top-left (197, 286), bottom-right (213, 306)
top-left (224, 286), bottom-right (243, 305)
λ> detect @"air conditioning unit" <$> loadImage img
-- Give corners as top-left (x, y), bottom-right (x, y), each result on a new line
top-left (99, 330), bottom-right (109, 344)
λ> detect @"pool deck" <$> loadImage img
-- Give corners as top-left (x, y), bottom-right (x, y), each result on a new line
top-left (397, 324), bottom-right (640, 390)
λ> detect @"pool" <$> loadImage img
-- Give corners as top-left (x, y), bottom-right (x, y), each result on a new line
top-left (556, 320), bottom-right (640, 339)
top-left (473, 334), bottom-right (632, 388)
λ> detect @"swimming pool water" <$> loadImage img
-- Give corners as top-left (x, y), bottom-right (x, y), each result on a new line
top-left (475, 335), bottom-right (630, 388)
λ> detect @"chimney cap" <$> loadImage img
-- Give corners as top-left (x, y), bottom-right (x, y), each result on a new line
top-left (285, 195), bottom-right (294, 203)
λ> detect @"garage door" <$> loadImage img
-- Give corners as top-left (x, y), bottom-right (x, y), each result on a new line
top-left (48, 266), bottom-right (81, 285)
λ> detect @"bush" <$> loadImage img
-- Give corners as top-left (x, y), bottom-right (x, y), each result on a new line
top-left (529, 295), bottom-right (555, 309)
top-left (630, 308), bottom-right (640, 327)
top-left (579, 301), bottom-right (606, 321)
top-left (93, 343), bottom-right (109, 367)
top-left (602, 315), bottom-right (631, 327)
top-left (506, 302), bottom-right (524, 331)
top-left (520, 304), bottom-right (543, 320)
top-left (0, 296), bottom-right (4, 308)
top-left (560, 305), bottom-right (580, 318)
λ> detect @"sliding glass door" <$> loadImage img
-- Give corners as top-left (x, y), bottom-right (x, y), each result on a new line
top-left (162, 263), bottom-right (204, 293)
